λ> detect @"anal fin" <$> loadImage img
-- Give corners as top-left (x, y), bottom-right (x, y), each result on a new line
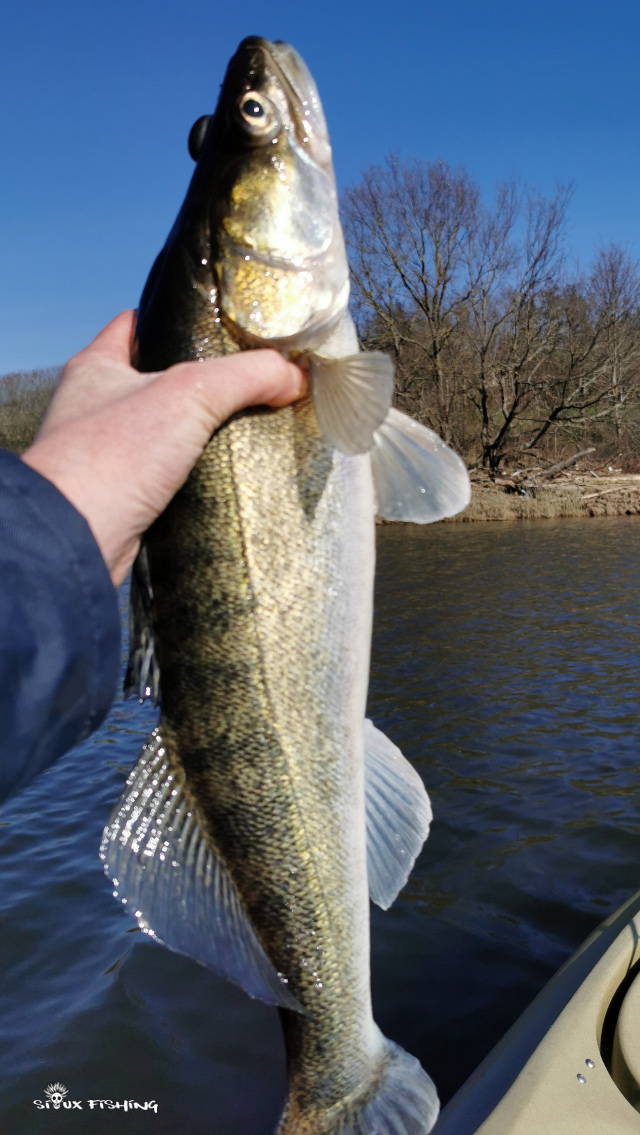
top-left (365, 719), bottom-right (433, 910)
top-left (99, 728), bottom-right (301, 1012)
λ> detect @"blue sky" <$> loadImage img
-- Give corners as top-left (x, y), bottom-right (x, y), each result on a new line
top-left (1, 0), bottom-right (640, 372)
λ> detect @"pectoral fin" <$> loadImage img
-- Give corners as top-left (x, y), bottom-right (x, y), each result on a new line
top-left (364, 719), bottom-right (432, 910)
top-left (100, 729), bottom-right (302, 1011)
top-left (371, 408), bottom-right (471, 523)
top-left (309, 351), bottom-right (394, 455)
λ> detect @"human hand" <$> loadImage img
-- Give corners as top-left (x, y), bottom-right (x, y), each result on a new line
top-left (22, 310), bottom-right (307, 587)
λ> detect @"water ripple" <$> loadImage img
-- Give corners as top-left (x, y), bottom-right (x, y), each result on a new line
top-left (368, 518), bottom-right (640, 1100)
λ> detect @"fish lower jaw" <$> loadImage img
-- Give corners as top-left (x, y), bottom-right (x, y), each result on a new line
top-left (218, 302), bottom-right (349, 354)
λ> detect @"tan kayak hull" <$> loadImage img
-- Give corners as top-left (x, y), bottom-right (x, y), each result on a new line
top-left (435, 889), bottom-right (640, 1134)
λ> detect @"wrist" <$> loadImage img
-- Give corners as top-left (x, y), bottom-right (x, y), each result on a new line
top-left (21, 443), bottom-right (132, 586)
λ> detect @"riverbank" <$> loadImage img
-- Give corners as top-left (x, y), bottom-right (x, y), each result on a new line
top-left (447, 476), bottom-right (640, 522)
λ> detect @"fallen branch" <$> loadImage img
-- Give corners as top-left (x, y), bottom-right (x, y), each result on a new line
top-left (511, 466), bottom-right (543, 478)
top-left (581, 487), bottom-right (639, 501)
top-left (535, 448), bottom-right (596, 480)
top-left (587, 474), bottom-right (640, 483)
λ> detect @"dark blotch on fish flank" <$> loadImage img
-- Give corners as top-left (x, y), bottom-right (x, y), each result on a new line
top-left (292, 399), bottom-right (335, 521)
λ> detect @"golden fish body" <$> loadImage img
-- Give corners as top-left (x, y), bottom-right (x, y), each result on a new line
top-left (147, 396), bottom-right (379, 1126)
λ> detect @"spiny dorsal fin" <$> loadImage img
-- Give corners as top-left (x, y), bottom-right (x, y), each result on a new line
top-left (309, 351), bottom-right (394, 455)
top-left (371, 408), bottom-right (471, 523)
top-left (365, 719), bottom-right (432, 911)
top-left (100, 729), bottom-right (302, 1011)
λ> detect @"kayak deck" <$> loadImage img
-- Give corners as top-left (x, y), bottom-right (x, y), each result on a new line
top-left (434, 888), bottom-right (640, 1133)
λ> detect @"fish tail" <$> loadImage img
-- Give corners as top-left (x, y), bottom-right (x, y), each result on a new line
top-left (277, 1033), bottom-right (439, 1135)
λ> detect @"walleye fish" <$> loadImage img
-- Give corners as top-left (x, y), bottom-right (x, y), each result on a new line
top-left (100, 36), bottom-right (470, 1134)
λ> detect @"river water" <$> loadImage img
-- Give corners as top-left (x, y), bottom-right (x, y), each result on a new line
top-left (1, 517), bottom-right (640, 1133)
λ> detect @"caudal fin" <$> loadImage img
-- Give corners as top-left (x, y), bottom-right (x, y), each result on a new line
top-left (277, 1032), bottom-right (439, 1135)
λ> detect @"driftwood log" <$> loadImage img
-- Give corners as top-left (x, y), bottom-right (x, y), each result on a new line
top-left (534, 448), bottom-right (596, 480)
top-left (581, 486), bottom-right (640, 501)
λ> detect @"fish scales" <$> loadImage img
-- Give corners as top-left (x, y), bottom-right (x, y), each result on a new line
top-left (146, 397), bottom-right (378, 1109)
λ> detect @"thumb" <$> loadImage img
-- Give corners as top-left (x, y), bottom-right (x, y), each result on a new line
top-left (151, 349), bottom-right (308, 445)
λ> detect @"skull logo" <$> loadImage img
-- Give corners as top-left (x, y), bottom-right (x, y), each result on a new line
top-left (45, 1083), bottom-right (68, 1109)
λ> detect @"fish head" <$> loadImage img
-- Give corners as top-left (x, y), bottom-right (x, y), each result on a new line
top-left (189, 37), bottom-right (349, 349)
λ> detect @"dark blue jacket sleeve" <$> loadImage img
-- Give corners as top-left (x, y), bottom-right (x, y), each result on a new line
top-left (0, 449), bottom-right (120, 803)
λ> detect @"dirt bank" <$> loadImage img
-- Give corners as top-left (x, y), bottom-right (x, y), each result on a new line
top-left (447, 470), bottom-right (640, 523)
top-left (448, 482), bottom-right (640, 522)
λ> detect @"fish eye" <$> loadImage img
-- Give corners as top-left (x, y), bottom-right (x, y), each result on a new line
top-left (241, 97), bottom-right (264, 119)
top-left (235, 90), bottom-right (279, 140)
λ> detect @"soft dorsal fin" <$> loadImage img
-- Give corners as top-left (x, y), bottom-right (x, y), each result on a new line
top-left (371, 408), bottom-right (470, 523)
top-left (100, 729), bottom-right (301, 1011)
top-left (309, 351), bottom-right (394, 455)
top-left (364, 719), bottom-right (432, 910)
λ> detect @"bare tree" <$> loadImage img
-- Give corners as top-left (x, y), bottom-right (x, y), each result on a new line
top-left (343, 153), bottom-right (640, 469)
top-left (587, 245), bottom-right (640, 437)
top-left (342, 155), bottom-right (479, 443)
top-left (501, 249), bottom-right (640, 463)
top-left (462, 185), bottom-right (573, 467)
